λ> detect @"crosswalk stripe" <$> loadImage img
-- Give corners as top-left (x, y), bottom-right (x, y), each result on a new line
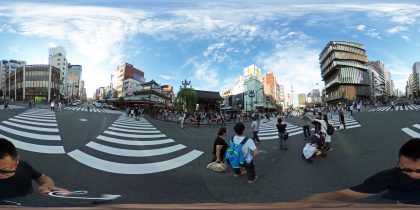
top-left (86, 142), bottom-right (186, 157)
top-left (9, 118), bottom-right (57, 127)
top-left (2, 121), bottom-right (59, 132)
top-left (103, 130), bottom-right (166, 138)
top-left (18, 114), bottom-right (56, 119)
top-left (0, 125), bottom-right (61, 140)
top-left (111, 124), bottom-right (156, 130)
top-left (67, 149), bottom-right (203, 174)
top-left (14, 115), bottom-right (56, 122)
top-left (113, 122), bottom-right (153, 127)
top-left (108, 127), bottom-right (160, 134)
top-left (402, 128), bottom-right (420, 138)
top-left (97, 135), bottom-right (174, 146)
top-left (0, 133), bottom-right (65, 154)
top-left (413, 124), bottom-right (420, 130)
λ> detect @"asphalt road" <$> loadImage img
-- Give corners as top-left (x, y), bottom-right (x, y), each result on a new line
top-left (0, 107), bottom-right (419, 207)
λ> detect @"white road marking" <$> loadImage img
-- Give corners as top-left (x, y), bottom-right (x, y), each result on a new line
top-left (108, 127), bottom-right (160, 133)
top-left (0, 125), bottom-right (61, 140)
top-left (103, 130), bottom-right (166, 138)
top-left (0, 133), bottom-right (65, 154)
top-left (67, 149), bottom-right (203, 174)
top-left (97, 135), bottom-right (175, 146)
top-left (2, 121), bottom-right (59, 132)
top-left (402, 128), bottom-right (420, 138)
top-left (86, 142), bottom-right (186, 157)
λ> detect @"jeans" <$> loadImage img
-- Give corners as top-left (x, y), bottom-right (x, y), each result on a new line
top-left (303, 125), bottom-right (311, 138)
top-left (279, 133), bottom-right (288, 150)
top-left (252, 131), bottom-right (260, 143)
top-left (233, 161), bottom-right (256, 181)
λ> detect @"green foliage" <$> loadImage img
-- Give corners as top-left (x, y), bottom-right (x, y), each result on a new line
top-left (176, 89), bottom-right (197, 112)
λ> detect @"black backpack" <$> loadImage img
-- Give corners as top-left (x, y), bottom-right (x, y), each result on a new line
top-left (325, 123), bottom-right (334, 135)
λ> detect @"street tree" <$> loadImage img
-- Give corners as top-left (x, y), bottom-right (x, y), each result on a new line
top-left (176, 89), bottom-right (197, 112)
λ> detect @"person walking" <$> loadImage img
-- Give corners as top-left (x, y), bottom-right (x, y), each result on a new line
top-left (301, 110), bottom-right (311, 140)
top-left (179, 113), bottom-right (185, 129)
top-left (349, 104), bottom-right (353, 116)
top-left (50, 100), bottom-right (55, 111)
top-left (126, 107), bottom-right (130, 117)
top-left (339, 107), bottom-right (346, 131)
top-left (276, 118), bottom-right (288, 150)
top-left (130, 108), bottom-right (134, 118)
top-left (58, 101), bottom-right (62, 112)
top-left (250, 117), bottom-right (261, 144)
top-left (357, 103), bottom-right (361, 113)
top-left (391, 100), bottom-right (395, 111)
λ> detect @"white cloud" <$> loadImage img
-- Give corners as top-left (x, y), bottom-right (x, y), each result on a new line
top-left (366, 28), bottom-right (381, 39)
top-left (192, 61), bottom-right (219, 90)
top-left (159, 74), bottom-right (174, 81)
top-left (256, 44), bottom-right (322, 104)
top-left (401, 35), bottom-right (410, 41)
top-left (387, 25), bottom-right (408, 34)
top-left (356, 24), bottom-right (366, 31)
top-left (0, 23), bottom-right (16, 33)
top-left (8, 46), bottom-right (20, 54)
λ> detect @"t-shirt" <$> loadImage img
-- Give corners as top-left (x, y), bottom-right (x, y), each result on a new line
top-left (351, 168), bottom-right (420, 200)
top-left (276, 123), bottom-right (287, 134)
top-left (0, 161), bottom-right (42, 199)
top-left (212, 136), bottom-right (228, 161)
top-left (251, 121), bottom-right (259, 132)
top-left (232, 136), bottom-right (257, 163)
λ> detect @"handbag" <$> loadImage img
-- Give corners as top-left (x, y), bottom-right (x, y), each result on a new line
top-left (206, 162), bottom-right (227, 173)
top-left (284, 131), bottom-right (289, 140)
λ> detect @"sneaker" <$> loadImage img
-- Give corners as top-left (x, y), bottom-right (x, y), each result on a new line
top-left (247, 176), bottom-right (259, 184)
top-left (326, 147), bottom-right (334, 152)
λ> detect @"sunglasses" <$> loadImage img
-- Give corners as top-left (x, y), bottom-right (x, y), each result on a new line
top-left (0, 161), bottom-right (18, 174)
top-left (0, 168), bottom-right (16, 174)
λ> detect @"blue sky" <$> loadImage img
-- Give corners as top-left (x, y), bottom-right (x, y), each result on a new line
top-left (0, 1), bottom-right (419, 99)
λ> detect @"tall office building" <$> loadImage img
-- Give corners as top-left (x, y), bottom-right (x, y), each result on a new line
top-left (48, 46), bottom-right (68, 99)
top-left (319, 41), bottom-right (370, 102)
top-left (0, 60), bottom-right (26, 100)
top-left (112, 63), bottom-right (145, 98)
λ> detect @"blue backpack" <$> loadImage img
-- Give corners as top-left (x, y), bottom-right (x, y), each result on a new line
top-left (225, 137), bottom-right (249, 168)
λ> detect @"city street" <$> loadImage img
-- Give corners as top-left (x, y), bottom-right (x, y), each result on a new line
top-left (0, 107), bottom-right (419, 207)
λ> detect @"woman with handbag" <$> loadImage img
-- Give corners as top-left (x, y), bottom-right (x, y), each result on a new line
top-left (276, 118), bottom-right (288, 151)
top-left (207, 127), bottom-right (229, 172)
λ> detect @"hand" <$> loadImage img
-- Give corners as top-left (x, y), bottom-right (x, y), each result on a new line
top-left (38, 185), bottom-right (70, 195)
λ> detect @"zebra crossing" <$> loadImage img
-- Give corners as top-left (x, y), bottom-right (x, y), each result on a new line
top-left (328, 115), bottom-right (362, 130)
top-left (369, 104), bottom-right (420, 112)
top-left (401, 124), bottom-right (420, 138)
top-left (258, 120), bottom-right (302, 141)
top-left (67, 115), bottom-right (203, 174)
top-left (0, 105), bottom-right (25, 110)
top-left (64, 107), bottom-right (122, 114)
top-left (0, 109), bottom-right (65, 154)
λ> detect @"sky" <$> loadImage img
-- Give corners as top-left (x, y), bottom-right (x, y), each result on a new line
top-left (0, 0), bottom-right (419, 101)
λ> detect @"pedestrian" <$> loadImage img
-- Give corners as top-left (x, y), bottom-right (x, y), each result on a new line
top-left (301, 109), bottom-right (311, 140)
top-left (298, 138), bottom-right (420, 203)
top-left (134, 107), bottom-right (139, 120)
top-left (349, 104), bottom-right (353, 116)
top-left (227, 122), bottom-right (260, 184)
top-left (126, 107), bottom-right (130, 117)
top-left (28, 101), bottom-right (32, 109)
top-left (130, 108), bottom-right (134, 118)
top-left (339, 107), bottom-right (346, 130)
top-left (50, 100), bottom-right (55, 111)
top-left (58, 101), bottom-right (62, 112)
top-left (179, 113), bottom-right (185, 128)
top-left (276, 118), bottom-right (288, 150)
top-left (0, 138), bottom-right (68, 199)
top-left (250, 117), bottom-right (261, 144)
top-left (391, 100), bottom-right (395, 111)
top-left (357, 103), bottom-right (361, 113)
top-left (308, 114), bottom-right (333, 151)
top-left (212, 127), bottom-right (228, 163)
top-left (327, 108), bottom-right (332, 120)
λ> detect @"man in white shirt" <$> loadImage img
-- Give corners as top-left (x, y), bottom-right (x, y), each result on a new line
top-left (50, 101), bottom-right (55, 111)
top-left (250, 117), bottom-right (261, 144)
top-left (232, 122), bottom-right (260, 184)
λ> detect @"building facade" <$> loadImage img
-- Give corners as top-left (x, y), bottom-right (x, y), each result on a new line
top-left (7, 65), bottom-right (60, 102)
top-left (413, 62), bottom-right (420, 98)
top-left (320, 41), bottom-right (370, 103)
top-left (298, 93), bottom-right (306, 106)
top-left (48, 46), bottom-right (68, 99)
top-left (67, 64), bottom-right (82, 99)
top-left (112, 63), bottom-right (146, 98)
top-left (1, 60), bottom-right (26, 100)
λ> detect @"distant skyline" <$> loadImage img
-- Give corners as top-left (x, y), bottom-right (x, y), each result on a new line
top-left (1, 0), bottom-right (419, 100)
